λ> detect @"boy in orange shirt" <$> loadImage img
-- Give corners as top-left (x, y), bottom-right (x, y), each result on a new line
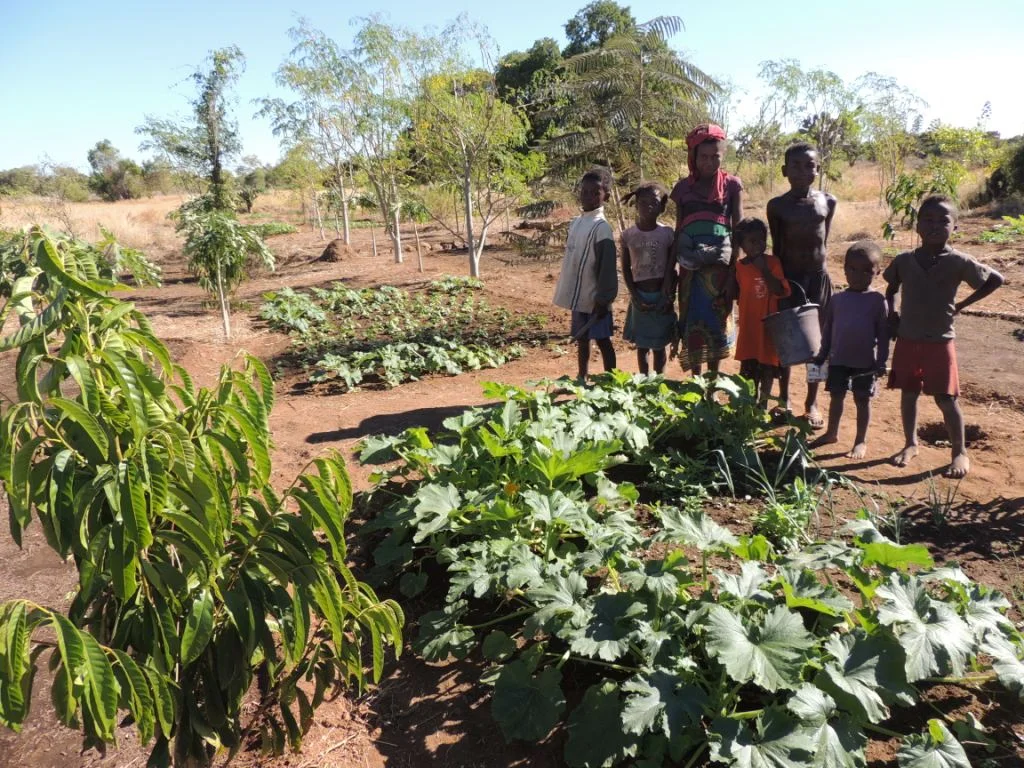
top-left (732, 217), bottom-right (790, 408)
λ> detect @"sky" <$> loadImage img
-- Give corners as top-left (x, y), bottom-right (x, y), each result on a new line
top-left (2, 0), bottom-right (1023, 171)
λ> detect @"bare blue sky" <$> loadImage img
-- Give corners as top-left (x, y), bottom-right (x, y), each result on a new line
top-left (2, 0), bottom-right (1021, 170)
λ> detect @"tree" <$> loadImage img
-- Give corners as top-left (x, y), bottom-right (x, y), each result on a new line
top-left (411, 56), bottom-right (540, 276)
top-left (495, 38), bottom-right (564, 143)
top-left (562, 0), bottom-right (636, 56)
top-left (857, 73), bottom-right (926, 200)
top-left (757, 60), bottom-right (863, 190)
top-left (138, 47), bottom-right (245, 211)
top-left (174, 203), bottom-right (275, 339)
top-left (87, 140), bottom-right (145, 201)
top-left (258, 19), bottom-right (359, 244)
top-left (0, 228), bottom-right (401, 767)
top-left (546, 15), bottom-right (718, 223)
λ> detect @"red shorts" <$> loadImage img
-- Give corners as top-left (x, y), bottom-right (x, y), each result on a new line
top-left (887, 339), bottom-right (959, 397)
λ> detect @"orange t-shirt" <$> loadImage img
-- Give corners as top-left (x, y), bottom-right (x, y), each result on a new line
top-left (734, 254), bottom-right (791, 366)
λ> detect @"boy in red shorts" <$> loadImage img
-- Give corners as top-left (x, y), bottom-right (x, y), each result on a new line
top-left (884, 195), bottom-right (1004, 477)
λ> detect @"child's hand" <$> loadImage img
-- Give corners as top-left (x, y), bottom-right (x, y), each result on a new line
top-left (812, 354), bottom-right (826, 367)
top-left (875, 363), bottom-right (888, 378)
top-left (887, 311), bottom-right (900, 336)
top-left (593, 302), bottom-right (610, 318)
top-left (658, 295), bottom-right (673, 314)
top-left (723, 280), bottom-right (738, 302)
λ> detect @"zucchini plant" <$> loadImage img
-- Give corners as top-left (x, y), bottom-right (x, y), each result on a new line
top-left (0, 227), bottom-right (402, 766)
top-left (360, 374), bottom-right (1024, 767)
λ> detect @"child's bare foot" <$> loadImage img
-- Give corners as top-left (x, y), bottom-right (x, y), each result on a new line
top-left (804, 405), bottom-right (825, 430)
top-left (846, 442), bottom-right (868, 459)
top-left (945, 452), bottom-right (970, 478)
top-left (892, 445), bottom-right (919, 467)
top-left (811, 432), bottom-right (839, 449)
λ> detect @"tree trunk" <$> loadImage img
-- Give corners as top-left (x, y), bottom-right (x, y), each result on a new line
top-left (337, 165), bottom-right (351, 246)
top-left (414, 220), bottom-right (424, 273)
top-left (462, 166), bottom-right (475, 276)
top-left (370, 222), bottom-right (378, 259)
top-left (312, 191), bottom-right (325, 241)
top-left (453, 188), bottom-right (460, 234)
top-left (471, 221), bottom-right (490, 279)
top-left (215, 262), bottom-right (231, 340)
top-left (391, 205), bottom-right (403, 264)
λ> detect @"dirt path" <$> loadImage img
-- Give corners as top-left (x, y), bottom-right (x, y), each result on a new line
top-left (1, 215), bottom-right (1022, 767)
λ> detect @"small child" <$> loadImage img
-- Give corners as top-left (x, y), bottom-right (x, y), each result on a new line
top-left (812, 241), bottom-right (890, 458)
top-left (621, 181), bottom-right (676, 374)
top-left (552, 167), bottom-right (618, 380)
top-left (732, 217), bottom-right (790, 408)
top-left (884, 195), bottom-right (1003, 478)
top-left (767, 143), bottom-right (838, 425)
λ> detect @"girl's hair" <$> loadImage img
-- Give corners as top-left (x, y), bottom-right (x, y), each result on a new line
top-left (734, 216), bottom-right (768, 241)
top-left (580, 166), bottom-right (613, 196)
top-left (622, 180), bottom-right (669, 209)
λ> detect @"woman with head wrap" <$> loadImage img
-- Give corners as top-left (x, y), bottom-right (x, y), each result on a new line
top-left (669, 124), bottom-right (744, 375)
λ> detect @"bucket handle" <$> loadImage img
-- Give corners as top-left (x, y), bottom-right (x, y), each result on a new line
top-left (778, 280), bottom-right (810, 311)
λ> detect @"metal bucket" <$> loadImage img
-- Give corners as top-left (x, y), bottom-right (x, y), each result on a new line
top-left (763, 303), bottom-right (821, 366)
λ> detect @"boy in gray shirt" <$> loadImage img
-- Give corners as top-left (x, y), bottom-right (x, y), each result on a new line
top-left (884, 195), bottom-right (1003, 478)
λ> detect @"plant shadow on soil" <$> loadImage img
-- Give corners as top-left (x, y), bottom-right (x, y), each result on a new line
top-left (308, 403), bottom-right (482, 443)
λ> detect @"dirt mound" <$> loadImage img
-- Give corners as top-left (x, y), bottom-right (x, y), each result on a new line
top-left (317, 238), bottom-right (357, 262)
top-left (919, 420), bottom-right (989, 446)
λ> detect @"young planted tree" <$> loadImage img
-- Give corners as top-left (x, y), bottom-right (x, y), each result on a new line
top-left (411, 24), bottom-right (542, 277)
top-left (0, 228), bottom-right (402, 767)
top-left (857, 73), bottom-right (926, 200)
top-left (138, 47), bottom-right (245, 211)
top-left (258, 19), bottom-right (359, 245)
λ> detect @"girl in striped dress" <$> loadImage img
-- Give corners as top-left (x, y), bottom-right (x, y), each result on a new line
top-left (670, 124), bottom-right (744, 375)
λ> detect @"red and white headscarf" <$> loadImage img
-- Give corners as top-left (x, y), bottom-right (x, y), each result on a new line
top-left (685, 124), bottom-right (728, 203)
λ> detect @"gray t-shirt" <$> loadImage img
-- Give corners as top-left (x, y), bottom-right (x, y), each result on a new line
top-left (883, 247), bottom-right (992, 341)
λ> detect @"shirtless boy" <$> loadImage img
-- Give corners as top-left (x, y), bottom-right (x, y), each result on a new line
top-left (767, 143), bottom-right (837, 427)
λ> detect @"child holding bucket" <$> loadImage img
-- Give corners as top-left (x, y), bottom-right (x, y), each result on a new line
top-left (732, 217), bottom-right (790, 409)
top-left (621, 181), bottom-right (676, 374)
top-left (884, 195), bottom-right (1003, 478)
top-left (811, 241), bottom-right (890, 459)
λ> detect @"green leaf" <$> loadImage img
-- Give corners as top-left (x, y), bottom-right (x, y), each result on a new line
top-left (111, 649), bottom-right (156, 744)
top-left (706, 605), bottom-right (815, 692)
top-left (526, 571), bottom-right (590, 635)
top-left (786, 685), bottom-right (866, 768)
top-left (778, 569), bottom-right (853, 617)
top-left (657, 507), bottom-right (738, 551)
top-left (875, 574), bottom-right (973, 681)
top-left (710, 708), bottom-right (815, 767)
top-left (564, 682), bottom-right (636, 768)
top-left (814, 631), bottom-right (914, 724)
top-left (567, 592), bottom-right (642, 661)
top-left (482, 631), bottom-right (516, 662)
top-left (981, 631), bottom-right (1024, 701)
top-left (897, 719), bottom-right (970, 768)
top-left (414, 600), bottom-right (475, 662)
top-left (399, 571), bottom-right (428, 598)
top-left (0, 601), bottom-right (32, 728)
top-left (621, 669), bottom-right (706, 746)
top-left (50, 612), bottom-right (88, 727)
top-left (491, 659), bottom-right (565, 742)
top-left (180, 589), bottom-right (215, 666)
top-left (410, 483), bottom-right (462, 543)
top-left (716, 562), bottom-right (772, 602)
top-left (858, 541), bottom-right (933, 570)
